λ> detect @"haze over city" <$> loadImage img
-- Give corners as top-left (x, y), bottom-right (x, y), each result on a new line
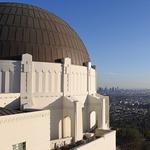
top-left (1, 0), bottom-right (150, 89)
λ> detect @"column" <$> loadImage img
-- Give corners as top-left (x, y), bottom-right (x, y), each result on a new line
top-left (97, 98), bottom-right (109, 129)
top-left (4, 71), bottom-right (10, 93)
top-left (74, 101), bottom-right (83, 142)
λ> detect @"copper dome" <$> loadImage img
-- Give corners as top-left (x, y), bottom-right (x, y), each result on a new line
top-left (0, 2), bottom-right (90, 65)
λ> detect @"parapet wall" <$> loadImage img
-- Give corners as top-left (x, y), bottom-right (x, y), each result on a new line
top-left (0, 56), bottom-right (96, 96)
top-left (0, 110), bottom-right (50, 150)
top-left (20, 54), bottom-right (96, 109)
top-left (0, 93), bottom-right (20, 109)
top-left (0, 60), bottom-right (21, 93)
top-left (73, 130), bottom-right (116, 150)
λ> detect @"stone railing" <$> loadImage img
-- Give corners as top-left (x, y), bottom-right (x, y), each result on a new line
top-left (50, 137), bottom-right (72, 149)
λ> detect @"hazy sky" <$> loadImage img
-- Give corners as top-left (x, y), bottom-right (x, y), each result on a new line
top-left (1, 0), bottom-right (150, 89)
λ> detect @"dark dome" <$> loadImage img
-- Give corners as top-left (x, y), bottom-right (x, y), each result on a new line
top-left (0, 2), bottom-right (90, 65)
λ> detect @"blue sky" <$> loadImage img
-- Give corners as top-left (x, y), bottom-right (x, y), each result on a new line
top-left (1, 0), bottom-right (150, 89)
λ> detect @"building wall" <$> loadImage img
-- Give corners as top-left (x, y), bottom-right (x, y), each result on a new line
top-left (0, 93), bottom-right (20, 109)
top-left (73, 131), bottom-right (116, 150)
top-left (0, 60), bottom-right (21, 93)
top-left (0, 55), bottom-right (113, 147)
top-left (20, 55), bottom-right (96, 109)
top-left (70, 65), bottom-right (88, 96)
top-left (0, 110), bottom-right (50, 150)
top-left (0, 56), bottom-right (96, 100)
top-left (32, 61), bottom-right (95, 98)
top-left (82, 94), bottom-right (110, 132)
top-left (32, 62), bottom-right (63, 95)
top-left (0, 57), bottom-right (96, 109)
top-left (88, 67), bottom-right (96, 94)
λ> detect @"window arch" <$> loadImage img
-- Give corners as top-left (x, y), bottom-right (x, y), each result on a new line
top-left (58, 120), bottom-right (63, 139)
top-left (90, 111), bottom-right (97, 129)
top-left (63, 116), bottom-right (71, 137)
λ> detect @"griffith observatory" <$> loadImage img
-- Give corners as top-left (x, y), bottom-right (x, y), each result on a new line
top-left (0, 2), bottom-right (116, 150)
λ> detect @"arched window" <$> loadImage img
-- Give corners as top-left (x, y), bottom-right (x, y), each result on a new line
top-left (58, 120), bottom-right (63, 139)
top-left (63, 116), bottom-right (71, 137)
top-left (90, 111), bottom-right (96, 129)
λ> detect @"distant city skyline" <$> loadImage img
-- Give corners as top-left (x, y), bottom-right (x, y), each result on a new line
top-left (1, 0), bottom-right (150, 89)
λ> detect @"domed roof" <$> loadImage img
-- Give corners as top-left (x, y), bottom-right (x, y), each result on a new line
top-left (0, 2), bottom-right (90, 65)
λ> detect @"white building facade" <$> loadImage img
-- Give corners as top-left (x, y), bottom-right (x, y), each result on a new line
top-left (0, 54), bottom-right (116, 150)
top-left (0, 2), bottom-right (116, 150)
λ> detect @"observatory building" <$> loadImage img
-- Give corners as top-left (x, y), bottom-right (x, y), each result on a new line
top-left (0, 2), bottom-right (116, 150)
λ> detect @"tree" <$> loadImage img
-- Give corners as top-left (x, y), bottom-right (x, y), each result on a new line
top-left (144, 130), bottom-right (150, 140)
top-left (142, 142), bottom-right (150, 150)
top-left (117, 128), bottom-right (142, 145)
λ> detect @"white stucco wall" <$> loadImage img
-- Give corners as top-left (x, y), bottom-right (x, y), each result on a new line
top-left (0, 60), bottom-right (21, 93)
top-left (32, 61), bottom-right (95, 99)
top-left (70, 65), bottom-right (88, 96)
top-left (31, 61), bottom-right (63, 108)
top-left (0, 110), bottom-right (50, 150)
top-left (20, 55), bottom-right (96, 109)
top-left (74, 131), bottom-right (116, 150)
top-left (0, 55), bottom-right (115, 149)
top-left (0, 93), bottom-right (20, 109)
top-left (32, 61), bottom-right (63, 95)
top-left (82, 94), bottom-right (109, 132)
top-left (0, 55), bottom-right (96, 109)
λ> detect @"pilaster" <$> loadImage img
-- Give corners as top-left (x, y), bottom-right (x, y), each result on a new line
top-left (63, 58), bottom-right (71, 96)
top-left (87, 62), bottom-right (92, 95)
top-left (20, 53), bottom-right (33, 109)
